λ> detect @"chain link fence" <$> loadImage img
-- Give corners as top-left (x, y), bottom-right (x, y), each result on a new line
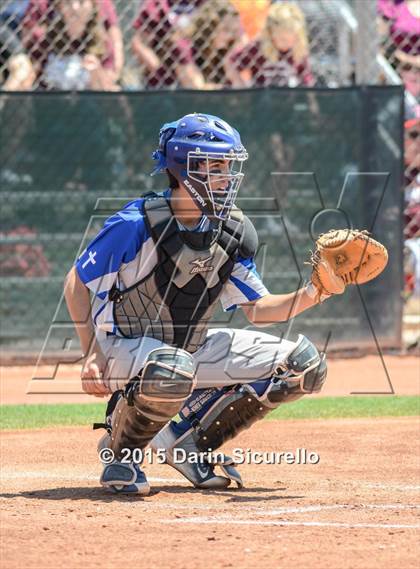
top-left (0, 87), bottom-right (404, 357)
top-left (0, 0), bottom-right (415, 357)
top-left (0, 0), bottom-right (416, 92)
top-left (377, 0), bottom-right (419, 95)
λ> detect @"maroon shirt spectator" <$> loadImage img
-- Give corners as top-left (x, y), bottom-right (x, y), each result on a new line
top-left (226, 3), bottom-right (314, 88)
top-left (229, 39), bottom-right (313, 87)
top-left (185, 0), bottom-right (246, 88)
top-left (22, 0), bottom-right (122, 89)
top-left (132, 0), bottom-right (208, 89)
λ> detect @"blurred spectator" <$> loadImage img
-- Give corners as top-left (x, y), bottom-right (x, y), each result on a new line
top-left (0, 226), bottom-right (50, 277)
top-left (226, 2), bottom-right (314, 87)
top-left (185, 0), bottom-right (246, 88)
top-left (404, 119), bottom-right (420, 240)
top-left (167, 0), bottom-right (207, 21)
top-left (378, 0), bottom-right (419, 56)
top-left (230, 0), bottom-right (270, 40)
top-left (0, 24), bottom-right (35, 90)
top-left (405, 118), bottom-right (420, 192)
top-left (1, 0), bottom-right (29, 30)
top-left (378, 0), bottom-right (419, 99)
top-left (0, 1), bottom-right (34, 192)
top-left (22, 0), bottom-right (123, 90)
top-left (403, 119), bottom-right (420, 298)
top-left (396, 49), bottom-right (420, 101)
top-left (0, 0), bottom-right (35, 89)
top-left (131, 0), bottom-right (203, 89)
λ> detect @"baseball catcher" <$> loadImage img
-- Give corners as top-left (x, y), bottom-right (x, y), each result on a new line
top-left (64, 113), bottom-right (388, 495)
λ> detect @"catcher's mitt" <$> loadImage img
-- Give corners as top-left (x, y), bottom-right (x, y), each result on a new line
top-left (308, 229), bottom-right (388, 302)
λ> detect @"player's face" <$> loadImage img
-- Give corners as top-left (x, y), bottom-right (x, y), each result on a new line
top-left (187, 150), bottom-right (247, 220)
top-left (197, 159), bottom-right (231, 193)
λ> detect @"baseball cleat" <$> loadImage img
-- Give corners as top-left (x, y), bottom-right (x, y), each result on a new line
top-left (150, 422), bottom-right (243, 490)
top-left (100, 461), bottom-right (150, 496)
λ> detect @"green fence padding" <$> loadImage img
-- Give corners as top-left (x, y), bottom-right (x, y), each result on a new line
top-left (0, 87), bottom-right (404, 353)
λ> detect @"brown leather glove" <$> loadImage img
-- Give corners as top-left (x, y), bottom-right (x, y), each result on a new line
top-left (308, 229), bottom-right (389, 303)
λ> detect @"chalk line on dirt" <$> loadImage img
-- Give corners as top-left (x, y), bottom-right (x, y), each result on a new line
top-left (247, 504), bottom-right (420, 516)
top-left (364, 483), bottom-right (420, 491)
top-left (159, 504), bottom-right (420, 529)
top-left (162, 517), bottom-right (420, 530)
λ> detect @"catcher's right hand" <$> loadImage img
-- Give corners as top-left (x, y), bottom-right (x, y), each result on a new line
top-left (307, 228), bottom-right (388, 303)
top-left (81, 350), bottom-right (110, 397)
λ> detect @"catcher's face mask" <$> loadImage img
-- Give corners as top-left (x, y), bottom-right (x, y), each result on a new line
top-left (152, 113), bottom-right (248, 221)
top-left (186, 149), bottom-right (247, 220)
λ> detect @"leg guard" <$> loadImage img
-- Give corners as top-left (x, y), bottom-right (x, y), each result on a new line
top-left (104, 347), bottom-right (196, 460)
top-left (153, 335), bottom-right (327, 457)
top-left (173, 379), bottom-right (299, 454)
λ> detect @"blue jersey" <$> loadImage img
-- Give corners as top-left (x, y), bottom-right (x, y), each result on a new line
top-left (75, 189), bottom-right (269, 335)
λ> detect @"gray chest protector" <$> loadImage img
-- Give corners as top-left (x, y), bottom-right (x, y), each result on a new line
top-left (110, 194), bottom-right (258, 353)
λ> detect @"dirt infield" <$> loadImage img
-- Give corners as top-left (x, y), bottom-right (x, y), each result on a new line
top-left (1, 354), bottom-right (419, 404)
top-left (1, 418), bottom-right (419, 569)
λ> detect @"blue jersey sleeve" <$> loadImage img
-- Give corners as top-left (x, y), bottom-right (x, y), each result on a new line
top-left (75, 199), bottom-right (148, 298)
top-left (220, 255), bottom-right (269, 311)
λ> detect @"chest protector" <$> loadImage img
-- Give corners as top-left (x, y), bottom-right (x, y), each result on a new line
top-left (110, 194), bottom-right (258, 353)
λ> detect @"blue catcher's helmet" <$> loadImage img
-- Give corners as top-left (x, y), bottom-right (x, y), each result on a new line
top-left (151, 113), bottom-right (248, 220)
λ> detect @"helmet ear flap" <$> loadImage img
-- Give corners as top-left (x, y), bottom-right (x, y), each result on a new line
top-left (159, 127), bottom-right (177, 156)
top-left (151, 125), bottom-right (178, 176)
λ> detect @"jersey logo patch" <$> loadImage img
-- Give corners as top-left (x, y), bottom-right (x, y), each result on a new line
top-left (190, 256), bottom-right (214, 275)
top-left (81, 250), bottom-right (97, 269)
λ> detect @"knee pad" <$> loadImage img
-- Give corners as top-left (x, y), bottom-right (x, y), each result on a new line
top-left (107, 347), bottom-right (196, 459)
top-left (281, 334), bottom-right (327, 394)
